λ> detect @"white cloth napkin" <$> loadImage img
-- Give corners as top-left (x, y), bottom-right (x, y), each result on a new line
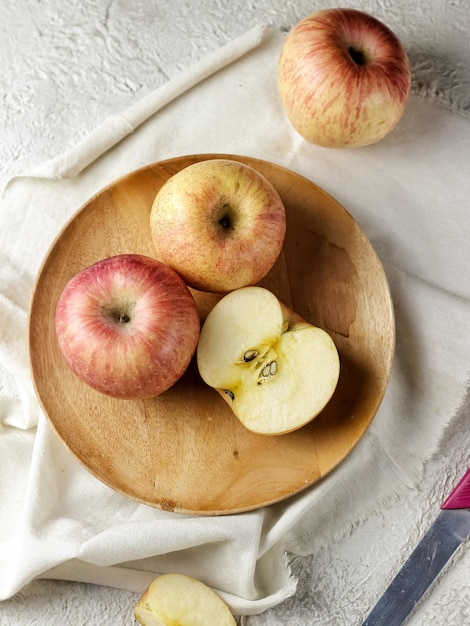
top-left (1, 24), bottom-right (469, 618)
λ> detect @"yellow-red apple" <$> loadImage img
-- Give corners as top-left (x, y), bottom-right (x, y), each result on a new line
top-left (278, 8), bottom-right (411, 148)
top-left (150, 159), bottom-right (286, 293)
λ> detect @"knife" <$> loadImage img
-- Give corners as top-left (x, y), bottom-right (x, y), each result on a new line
top-left (362, 467), bottom-right (470, 626)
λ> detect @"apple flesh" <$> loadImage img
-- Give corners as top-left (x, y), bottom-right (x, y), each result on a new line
top-left (55, 254), bottom-right (200, 399)
top-left (278, 8), bottom-right (411, 148)
top-left (197, 286), bottom-right (340, 435)
top-left (150, 159), bottom-right (286, 293)
top-left (134, 573), bottom-right (236, 626)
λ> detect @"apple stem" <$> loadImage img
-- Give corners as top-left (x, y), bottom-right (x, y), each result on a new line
top-left (219, 215), bottom-right (231, 229)
top-left (218, 204), bottom-right (236, 231)
top-left (101, 303), bottom-right (134, 325)
top-left (348, 46), bottom-right (367, 66)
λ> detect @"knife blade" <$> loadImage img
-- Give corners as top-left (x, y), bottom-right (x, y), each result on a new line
top-left (362, 467), bottom-right (470, 626)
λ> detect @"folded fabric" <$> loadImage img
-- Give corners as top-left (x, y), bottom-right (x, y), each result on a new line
top-left (1, 25), bottom-right (469, 617)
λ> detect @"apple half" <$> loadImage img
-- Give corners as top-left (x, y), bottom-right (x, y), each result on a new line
top-left (197, 286), bottom-right (340, 435)
top-left (134, 573), bottom-right (236, 626)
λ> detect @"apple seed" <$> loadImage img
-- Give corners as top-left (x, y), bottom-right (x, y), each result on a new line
top-left (243, 349), bottom-right (258, 363)
top-left (258, 360), bottom-right (277, 384)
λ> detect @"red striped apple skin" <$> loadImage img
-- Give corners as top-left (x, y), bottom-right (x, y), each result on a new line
top-left (150, 159), bottom-right (286, 294)
top-left (278, 8), bottom-right (411, 148)
top-left (55, 254), bottom-right (200, 399)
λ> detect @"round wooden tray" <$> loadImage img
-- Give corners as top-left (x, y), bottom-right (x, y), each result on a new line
top-left (28, 154), bottom-right (395, 515)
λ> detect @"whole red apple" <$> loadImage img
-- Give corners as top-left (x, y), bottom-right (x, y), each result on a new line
top-left (55, 254), bottom-right (200, 399)
top-left (278, 8), bottom-right (411, 148)
top-left (150, 159), bottom-right (286, 293)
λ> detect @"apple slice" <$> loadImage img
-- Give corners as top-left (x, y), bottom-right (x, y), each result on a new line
top-left (197, 286), bottom-right (340, 435)
top-left (134, 573), bottom-right (236, 626)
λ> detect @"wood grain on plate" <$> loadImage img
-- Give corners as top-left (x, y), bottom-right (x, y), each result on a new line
top-left (28, 154), bottom-right (395, 515)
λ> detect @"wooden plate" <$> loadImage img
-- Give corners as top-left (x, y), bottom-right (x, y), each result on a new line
top-left (29, 154), bottom-right (395, 515)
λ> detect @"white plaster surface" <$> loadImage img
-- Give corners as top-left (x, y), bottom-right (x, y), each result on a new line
top-left (1, 1), bottom-right (469, 625)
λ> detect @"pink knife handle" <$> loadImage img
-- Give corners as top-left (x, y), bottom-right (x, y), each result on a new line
top-left (441, 468), bottom-right (470, 509)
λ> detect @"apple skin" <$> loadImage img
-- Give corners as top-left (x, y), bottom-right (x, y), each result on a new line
top-left (278, 8), bottom-right (411, 148)
top-left (150, 159), bottom-right (286, 293)
top-left (55, 254), bottom-right (200, 399)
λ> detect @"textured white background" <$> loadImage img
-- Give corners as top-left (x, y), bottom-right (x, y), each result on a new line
top-left (1, 1), bottom-right (469, 624)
